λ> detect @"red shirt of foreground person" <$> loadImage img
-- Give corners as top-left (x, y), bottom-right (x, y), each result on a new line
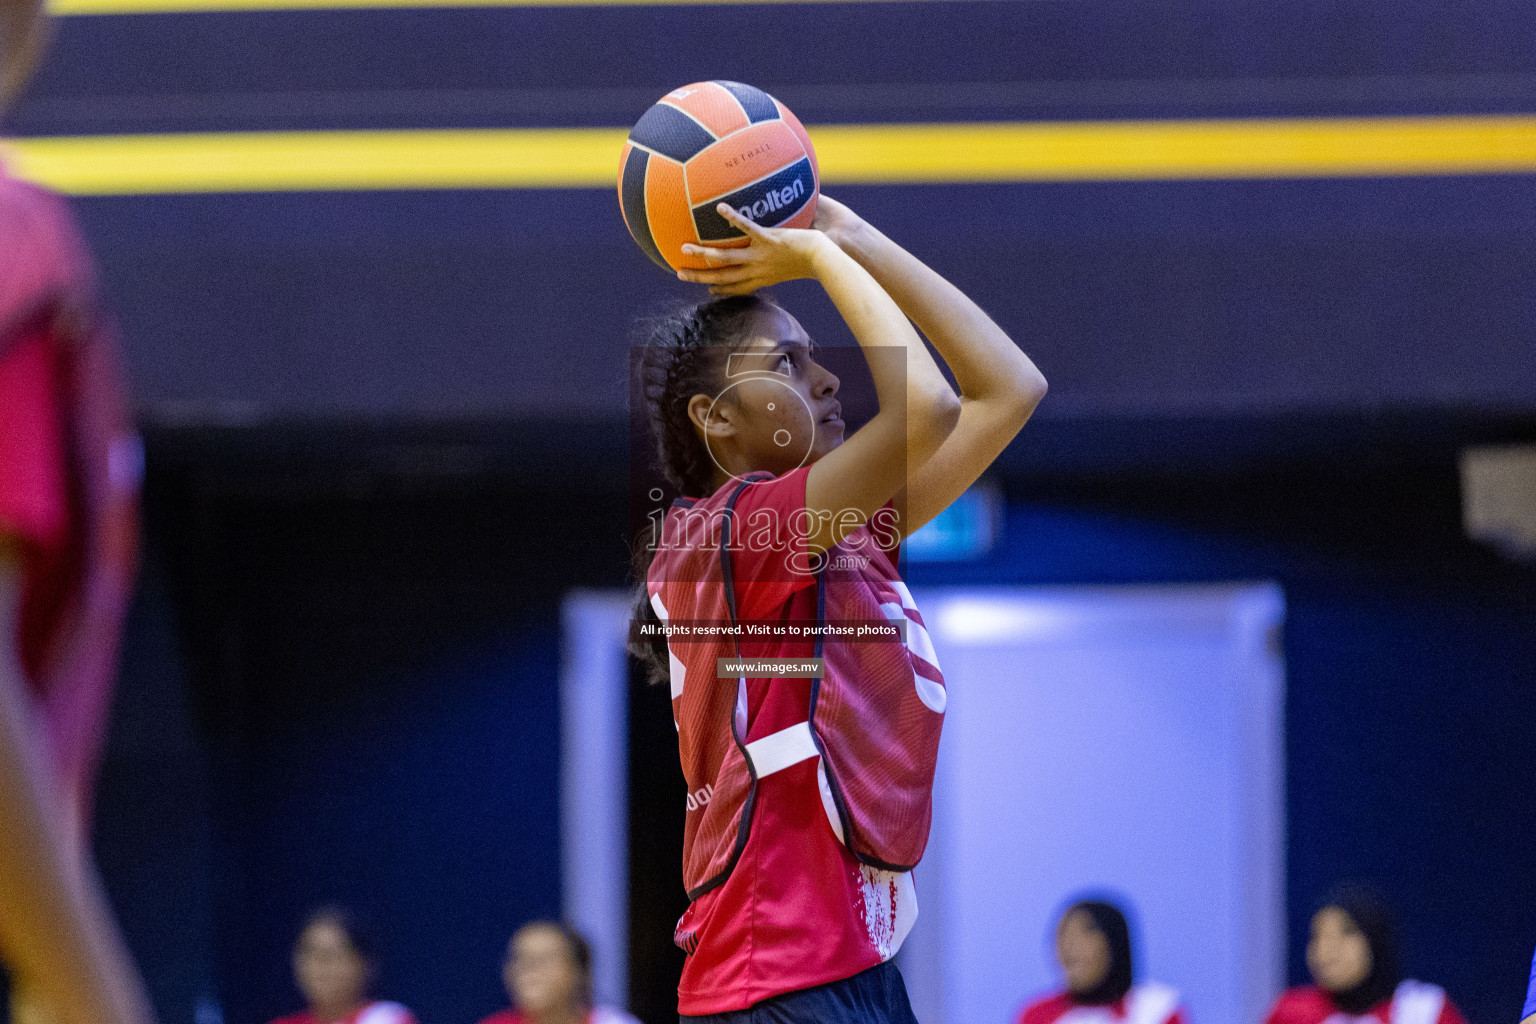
top-left (0, 42), bottom-right (151, 1024)
top-left (0, 158), bottom-right (140, 842)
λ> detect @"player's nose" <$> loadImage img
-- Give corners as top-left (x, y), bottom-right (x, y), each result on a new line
top-left (814, 365), bottom-right (839, 397)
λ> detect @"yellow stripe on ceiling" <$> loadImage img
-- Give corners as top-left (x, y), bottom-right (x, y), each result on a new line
top-left (8, 115), bottom-right (1536, 196)
top-left (5, 128), bottom-right (626, 193)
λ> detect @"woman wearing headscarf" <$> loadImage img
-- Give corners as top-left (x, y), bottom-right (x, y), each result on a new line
top-left (475, 921), bottom-right (640, 1024)
top-left (1015, 899), bottom-right (1187, 1024)
top-left (269, 907), bottom-right (419, 1024)
top-left (1264, 888), bottom-right (1466, 1024)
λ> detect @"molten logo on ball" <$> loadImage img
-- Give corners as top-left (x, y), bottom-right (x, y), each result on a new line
top-left (739, 177), bottom-right (806, 222)
top-left (691, 159), bottom-right (815, 243)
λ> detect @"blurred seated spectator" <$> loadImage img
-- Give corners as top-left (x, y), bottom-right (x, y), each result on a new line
top-left (1265, 887), bottom-right (1465, 1024)
top-left (477, 921), bottom-right (640, 1024)
top-left (270, 907), bottom-right (417, 1024)
top-left (1015, 899), bottom-right (1186, 1024)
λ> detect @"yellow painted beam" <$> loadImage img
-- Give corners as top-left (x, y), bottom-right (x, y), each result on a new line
top-left (4, 128), bottom-right (626, 193)
top-left (816, 116), bottom-right (1536, 182)
top-left (8, 115), bottom-right (1536, 196)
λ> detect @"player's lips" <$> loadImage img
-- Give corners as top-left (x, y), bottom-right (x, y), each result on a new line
top-left (819, 403), bottom-right (843, 425)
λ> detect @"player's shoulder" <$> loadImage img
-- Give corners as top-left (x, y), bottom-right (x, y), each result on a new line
top-left (1267, 986), bottom-right (1333, 1024)
top-left (1128, 980), bottom-right (1185, 1018)
top-left (356, 1000), bottom-right (417, 1024)
top-left (1017, 990), bottom-right (1075, 1024)
top-left (0, 168), bottom-right (76, 245)
top-left (731, 465), bottom-right (809, 503)
top-left (590, 1007), bottom-right (644, 1024)
top-left (472, 1009), bottom-right (523, 1024)
top-left (268, 1012), bottom-right (315, 1024)
top-left (0, 166), bottom-right (94, 311)
top-left (0, 165), bottom-right (57, 209)
top-left (1393, 979), bottom-right (1461, 1024)
top-left (666, 467), bottom-right (808, 521)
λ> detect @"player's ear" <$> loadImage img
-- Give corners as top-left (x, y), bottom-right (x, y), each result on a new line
top-left (688, 392), bottom-right (735, 440)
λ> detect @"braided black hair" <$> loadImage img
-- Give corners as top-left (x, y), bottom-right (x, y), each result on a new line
top-left (638, 293), bottom-right (773, 497)
top-left (629, 293), bottom-right (774, 686)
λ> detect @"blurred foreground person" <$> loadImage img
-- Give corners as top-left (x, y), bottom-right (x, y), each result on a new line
top-left (0, 0), bottom-right (152, 1022)
top-left (477, 922), bottom-right (640, 1024)
top-left (1265, 888), bottom-right (1466, 1024)
top-left (1015, 900), bottom-right (1186, 1024)
top-left (271, 908), bottom-right (418, 1024)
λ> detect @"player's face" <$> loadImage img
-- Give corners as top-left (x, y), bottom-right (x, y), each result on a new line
top-left (294, 921), bottom-right (369, 1014)
top-left (1056, 909), bottom-right (1111, 995)
top-left (1307, 907), bottom-right (1372, 994)
top-left (508, 926), bottom-right (581, 1016)
top-left (0, 0), bottom-right (49, 107)
top-left (711, 304), bottom-right (843, 477)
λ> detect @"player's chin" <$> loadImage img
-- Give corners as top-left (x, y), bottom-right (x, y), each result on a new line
top-left (809, 428), bottom-right (845, 460)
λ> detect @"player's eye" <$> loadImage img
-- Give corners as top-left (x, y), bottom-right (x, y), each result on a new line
top-left (777, 353), bottom-right (793, 373)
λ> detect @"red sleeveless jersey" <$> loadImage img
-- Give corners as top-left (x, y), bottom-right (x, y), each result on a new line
top-left (645, 467), bottom-right (945, 1012)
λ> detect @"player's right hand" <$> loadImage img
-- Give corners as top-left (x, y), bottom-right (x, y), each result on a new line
top-left (675, 203), bottom-right (839, 295)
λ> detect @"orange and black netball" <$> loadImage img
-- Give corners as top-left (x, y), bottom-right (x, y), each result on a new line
top-left (618, 81), bottom-right (820, 273)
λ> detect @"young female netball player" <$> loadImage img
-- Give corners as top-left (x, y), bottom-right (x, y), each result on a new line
top-left (633, 194), bottom-right (1047, 1023)
top-left (0, 2), bottom-right (154, 1023)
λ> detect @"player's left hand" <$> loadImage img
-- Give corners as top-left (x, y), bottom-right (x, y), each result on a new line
top-left (810, 193), bottom-right (864, 250)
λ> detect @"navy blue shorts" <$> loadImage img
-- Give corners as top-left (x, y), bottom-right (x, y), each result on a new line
top-left (680, 960), bottom-right (921, 1024)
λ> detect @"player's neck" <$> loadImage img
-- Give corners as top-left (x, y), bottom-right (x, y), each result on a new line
top-left (525, 1007), bottom-right (586, 1024)
top-left (311, 999), bottom-right (366, 1024)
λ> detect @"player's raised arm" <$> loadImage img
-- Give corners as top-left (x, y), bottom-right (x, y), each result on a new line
top-left (0, 543), bottom-right (156, 1024)
top-left (814, 195), bottom-right (1048, 536)
top-left (680, 203), bottom-right (961, 553)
